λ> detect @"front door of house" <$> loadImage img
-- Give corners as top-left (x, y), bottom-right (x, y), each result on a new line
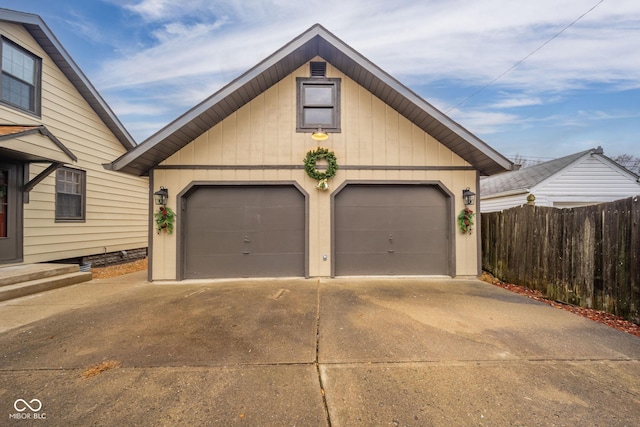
top-left (0, 163), bottom-right (23, 263)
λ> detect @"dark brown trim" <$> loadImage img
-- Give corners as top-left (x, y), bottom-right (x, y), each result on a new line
top-left (148, 171), bottom-right (156, 282)
top-left (37, 126), bottom-right (77, 162)
top-left (475, 170), bottom-right (482, 277)
top-left (22, 165), bottom-right (30, 204)
top-left (0, 37), bottom-right (42, 117)
top-left (54, 167), bottom-right (86, 222)
top-left (330, 180), bottom-right (456, 277)
top-left (0, 162), bottom-right (24, 263)
top-left (0, 125), bottom-right (77, 163)
top-left (156, 165), bottom-right (304, 170)
top-left (154, 164), bottom-right (475, 171)
top-left (296, 77), bottom-right (341, 133)
top-left (22, 162), bottom-right (62, 193)
top-left (175, 181), bottom-right (310, 280)
top-left (341, 165), bottom-right (475, 171)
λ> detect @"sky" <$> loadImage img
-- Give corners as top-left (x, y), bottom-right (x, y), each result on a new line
top-left (2, 0), bottom-right (639, 162)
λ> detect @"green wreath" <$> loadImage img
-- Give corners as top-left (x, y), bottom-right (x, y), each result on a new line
top-left (304, 147), bottom-right (338, 181)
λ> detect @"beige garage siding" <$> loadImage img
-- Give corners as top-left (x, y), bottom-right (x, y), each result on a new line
top-left (150, 60), bottom-right (478, 280)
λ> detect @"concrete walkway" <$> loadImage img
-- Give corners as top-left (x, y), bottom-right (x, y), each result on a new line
top-left (0, 273), bottom-right (638, 426)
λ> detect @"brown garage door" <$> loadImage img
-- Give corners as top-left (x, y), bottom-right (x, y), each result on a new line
top-left (182, 185), bottom-right (305, 279)
top-left (334, 184), bottom-right (451, 276)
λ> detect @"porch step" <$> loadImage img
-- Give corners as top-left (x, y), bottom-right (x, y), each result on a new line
top-left (0, 263), bottom-right (92, 302)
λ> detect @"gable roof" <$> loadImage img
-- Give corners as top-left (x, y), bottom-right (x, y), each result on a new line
top-left (480, 147), bottom-right (639, 197)
top-left (107, 24), bottom-right (513, 176)
top-left (0, 8), bottom-right (136, 151)
top-left (0, 124), bottom-right (77, 162)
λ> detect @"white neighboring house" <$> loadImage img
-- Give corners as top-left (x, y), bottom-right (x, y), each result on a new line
top-left (480, 147), bottom-right (640, 213)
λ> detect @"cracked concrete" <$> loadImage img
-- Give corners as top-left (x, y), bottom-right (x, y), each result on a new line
top-left (0, 272), bottom-right (639, 426)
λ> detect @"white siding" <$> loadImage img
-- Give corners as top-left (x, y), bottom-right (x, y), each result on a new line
top-left (539, 155), bottom-right (640, 199)
top-left (480, 193), bottom-right (530, 212)
top-left (481, 155), bottom-right (640, 212)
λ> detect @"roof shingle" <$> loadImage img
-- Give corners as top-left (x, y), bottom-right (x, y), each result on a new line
top-left (481, 149), bottom-right (594, 196)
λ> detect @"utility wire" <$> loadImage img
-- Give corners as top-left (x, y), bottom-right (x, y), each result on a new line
top-left (445, 0), bottom-right (605, 113)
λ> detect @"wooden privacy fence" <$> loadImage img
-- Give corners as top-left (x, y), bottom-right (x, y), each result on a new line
top-left (481, 196), bottom-right (640, 324)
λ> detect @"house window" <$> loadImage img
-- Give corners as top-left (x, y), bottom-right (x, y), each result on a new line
top-left (297, 78), bottom-right (341, 133)
top-left (56, 168), bottom-right (86, 221)
top-left (1, 38), bottom-right (42, 115)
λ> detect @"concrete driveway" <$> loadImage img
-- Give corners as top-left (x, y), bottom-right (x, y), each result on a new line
top-left (0, 273), bottom-right (638, 426)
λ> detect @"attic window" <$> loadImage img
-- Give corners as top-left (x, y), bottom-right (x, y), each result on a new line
top-left (296, 77), bottom-right (341, 133)
top-left (310, 61), bottom-right (326, 78)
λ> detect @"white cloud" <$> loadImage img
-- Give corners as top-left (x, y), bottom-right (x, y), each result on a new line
top-left (97, 0), bottom-right (640, 93)
top-left (91, 0), bottom-right (640, 148)
top-left (488, 95), bottom-right (544, 109)
top-left (151, 19), bottom-right (228, 43)
top-left (122, 0), bottom-right (296, 23)
top-left (447, 108), bottom-right (522, 135)
top-left (561, 109), bottom-right (640, 127)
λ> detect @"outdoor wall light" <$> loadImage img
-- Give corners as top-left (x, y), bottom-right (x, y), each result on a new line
top-left (311, 127), bottom-right (329, 141)
top-left (154, 186), bottom-right (168, 206)
top-left (462, 187), bottom-right (476, 206)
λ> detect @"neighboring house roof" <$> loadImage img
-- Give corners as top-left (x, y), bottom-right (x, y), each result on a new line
top-left (107, 24), bottom-right (513, 177)
top-left (0, 124), bottom-right (77, 163)
top-left (481, 147), bottom-right (640, 198)
top-left (0, 8), bottom-right (136, 150)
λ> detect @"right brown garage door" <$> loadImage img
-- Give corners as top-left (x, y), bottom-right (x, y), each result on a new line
top-left (334, 184), bottom-right (451, 276)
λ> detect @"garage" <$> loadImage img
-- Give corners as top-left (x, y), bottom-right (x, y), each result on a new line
top-left (181, 185), bottom-right (306, 279)
top-left (333, 184), bottom-right (452, 276)
top-left (111, 25), bottom-right (513, 280)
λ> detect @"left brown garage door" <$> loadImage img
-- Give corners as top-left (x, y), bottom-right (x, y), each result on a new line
top-left (182, 185), bottom-right (305, 279)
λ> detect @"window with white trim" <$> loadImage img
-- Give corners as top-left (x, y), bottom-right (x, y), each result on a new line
top-left (1, 38), bottom-right (42, 115)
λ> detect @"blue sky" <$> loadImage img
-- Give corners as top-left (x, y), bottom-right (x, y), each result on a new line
top-left (3, 0), bottom-right (639, 162)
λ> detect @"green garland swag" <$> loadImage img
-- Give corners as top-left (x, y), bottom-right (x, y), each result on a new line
top-left (304, 147), bottom-right (338, 181)
top-left (155, 206), bottom-right (176, 234)
top-left (457, 208), bottom-right (475, 235)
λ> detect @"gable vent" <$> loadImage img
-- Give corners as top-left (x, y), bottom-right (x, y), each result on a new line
top-left (310, 61), bottom-right (326, 77)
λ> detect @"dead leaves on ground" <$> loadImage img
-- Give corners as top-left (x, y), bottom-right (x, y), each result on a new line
top-left (480, 272), bottom-right (640, 338)
top-left (81, 360), bottom-right (122, 378)
top-left (91, 258), bottom-right (147, 279)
